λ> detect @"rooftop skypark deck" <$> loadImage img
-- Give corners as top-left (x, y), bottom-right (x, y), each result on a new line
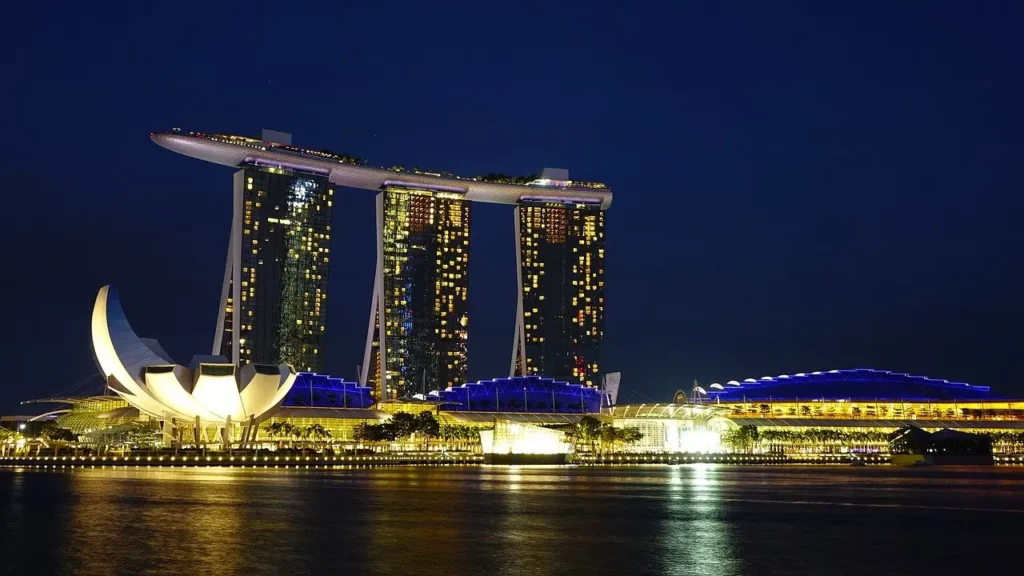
top-left (151, 129), bottom-right (613, 209)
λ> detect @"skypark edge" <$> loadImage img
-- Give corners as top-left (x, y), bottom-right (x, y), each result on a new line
top-left (151, 129), bottom-right (613, 209)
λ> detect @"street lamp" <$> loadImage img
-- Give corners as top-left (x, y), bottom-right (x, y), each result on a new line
top-left (18, 423), bottom-right (26, 431)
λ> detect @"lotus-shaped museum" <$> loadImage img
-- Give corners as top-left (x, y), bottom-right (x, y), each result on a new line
top-left (91, 285), bottom-right (296, 426)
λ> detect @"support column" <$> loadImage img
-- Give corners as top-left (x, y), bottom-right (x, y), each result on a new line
top-left (212, 230), bottom-right (233, 356)
top-left (213, 171), bottom-right (245, 361)
top-left (248, 415), bottom-right (258, 449)
top-left (510, 207), bottom-right (527, 376)
top-left (360, 192), bottom-right (387, 399)
top-left (230, 170), bottom-right (243, 364)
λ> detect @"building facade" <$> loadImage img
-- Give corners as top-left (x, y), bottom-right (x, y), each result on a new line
top-left (511, 199), bottom-right (605, 386)
top-left (362, 184), bottom-right (470, 399)
top-left (214, 163), bottom-right (333, 372)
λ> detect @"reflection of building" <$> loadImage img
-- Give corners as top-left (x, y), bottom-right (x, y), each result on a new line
top-left (511, 180), bottom-right (605, 385)
top-left (214, 138), bottom-right (333, 372)
top-left (361, 184), bottom-right (471, 400)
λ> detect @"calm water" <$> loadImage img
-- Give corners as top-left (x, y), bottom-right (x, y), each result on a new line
top-left (2, 464), bottom-right (1022, 575)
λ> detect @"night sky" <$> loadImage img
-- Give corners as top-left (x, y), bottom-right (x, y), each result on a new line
top-left (3, 1), bottom-right (1022, 413)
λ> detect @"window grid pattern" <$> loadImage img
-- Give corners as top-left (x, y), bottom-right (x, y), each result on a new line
top-left (379, 186), bottom-right (470, 397)
top-left (520, 201), bottom-right (604, 386)
top-left (219, 165), bottom-right (332, 372)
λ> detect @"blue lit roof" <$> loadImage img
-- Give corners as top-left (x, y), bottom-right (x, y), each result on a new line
top-left (438, 375), bottom-right (605, 413)
top-left (705, 368), bottom-right (997, 402)
top-left (282, 373), bottom-right (374, 409)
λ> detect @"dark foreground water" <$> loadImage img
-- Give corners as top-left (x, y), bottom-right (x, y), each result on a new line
top-left (2, 465), bottom-right (1023, 575)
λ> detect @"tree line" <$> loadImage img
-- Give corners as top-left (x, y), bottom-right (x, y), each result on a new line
top-left (569, 416), bottom-right (644, 454)
top-left (721, 425), bottom-right (1024, 454)
top-left (478, 173), bottom-right (540, 185)
top-left (264, 422), bottom-right (333, 450)
top-left (352, 411), bottom-right (480, 451)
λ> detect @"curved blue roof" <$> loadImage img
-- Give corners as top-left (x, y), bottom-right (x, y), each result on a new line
top-left (706, 368), bottom-right (997, 402)
top-left (283, 373), bottom-right (374, 409)
top-left (438, 375), bottom-right (604, 413)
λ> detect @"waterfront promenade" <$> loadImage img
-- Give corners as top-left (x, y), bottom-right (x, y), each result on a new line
top-left (6, 452), bottom-right (1024, 468)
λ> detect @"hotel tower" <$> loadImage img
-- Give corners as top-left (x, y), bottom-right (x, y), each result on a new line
top-left (360, 184), bottom-right (470, 399)
top-left (510, 172), bottom-right (605, 386)
top-left (211, 131), bottom-right (333, 373)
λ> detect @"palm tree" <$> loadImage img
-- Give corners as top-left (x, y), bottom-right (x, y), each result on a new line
top-left (267, 421), bottom-right (287, 449)
top-left (440, 424), bottom-right (464, 450)
top-left (295, 425), bottom-right (309, 453)
top-left (722, 425), bottom-right (759, 454)
top-left (572, 416), bottom-right (603, 453)
top-left (307, 423), bottom-right (318, 442)
top-left (599, 423), bottom-right (619, 454)
top-left (414, 412), bottom-right (440, 450)
top-left (304, 423), bottom-right (328, 452)
top-left (443, 425), bottom-right (475, 451)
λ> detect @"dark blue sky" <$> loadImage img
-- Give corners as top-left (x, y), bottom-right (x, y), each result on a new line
top-left (2, 1), bottom-right (1022, 412)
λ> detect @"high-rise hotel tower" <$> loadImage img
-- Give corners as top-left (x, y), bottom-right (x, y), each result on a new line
top-left (360, 184), bottom-right (470, 398)
top-left (208, 131), bottom-right (333, 373)
top-left (511, 170), bottom-right (605, 386)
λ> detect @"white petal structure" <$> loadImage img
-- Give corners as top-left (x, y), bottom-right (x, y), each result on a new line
top-left (145, 365), bottom-right (221, 421)
top-left (238, 364), bottom-right (296, 420)
top-left (92, 286), bottom-right (176, 417)
top-left (91, 285), bottom-right (295, 423)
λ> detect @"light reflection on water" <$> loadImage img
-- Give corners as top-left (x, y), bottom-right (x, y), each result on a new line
top-left (2, 465), bottom-right (1024, 575)
top-left (662, 465), bottom-right (736, 576)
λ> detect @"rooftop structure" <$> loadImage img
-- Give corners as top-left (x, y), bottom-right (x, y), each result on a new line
top-left (283, 373), bottom-right (374, 409)
top-left (19, 397), bottom-right (138, 435)
top-left (436, 375), bottom-right (606, 413)
top-left (702, 368), bottom-right (995, 402)
top-left (152, 130), bottom-right (613, 209)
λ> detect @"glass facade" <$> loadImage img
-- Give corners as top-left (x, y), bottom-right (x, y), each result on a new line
top-left (373, 185), bottom-right (470, 398)
top-left (516, 201), bottom-right (605, 386)
top-left (219, 164), bottom-right (332, 372)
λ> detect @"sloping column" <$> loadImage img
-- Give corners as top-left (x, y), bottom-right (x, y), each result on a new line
top-left (510, 207), bottom-right (527, 376)
top-left (360, 192), bottom-right (386, 398)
